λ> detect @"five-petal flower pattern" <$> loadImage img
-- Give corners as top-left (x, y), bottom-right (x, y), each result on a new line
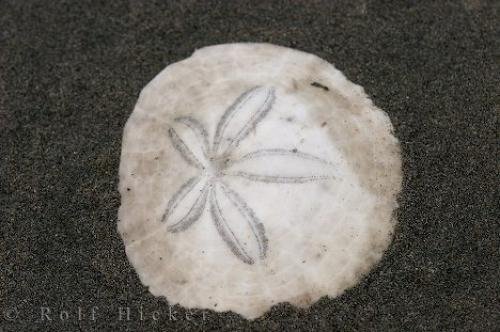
top-left (161, 86), bottom-right (335, 264)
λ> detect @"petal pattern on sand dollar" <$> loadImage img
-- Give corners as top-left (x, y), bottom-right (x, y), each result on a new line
top-left (161, 176), bottom-right (210, 233)
top-left (213, 86), bottom-right (275, 156)
top-left (209, 181), bottom-right (268, 264)
top-left (164, 86), bottom-right (334, 264)
top-left (168, 118), bottom-right (210, 169)
top-left (226, 148), bottom-right (336, 183)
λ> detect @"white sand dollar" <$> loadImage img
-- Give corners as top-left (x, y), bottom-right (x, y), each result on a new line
top-left (118, 43), bottom-right (402, 319)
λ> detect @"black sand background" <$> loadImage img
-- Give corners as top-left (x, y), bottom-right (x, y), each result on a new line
top-left (0, 1), bottom-right (498, 331)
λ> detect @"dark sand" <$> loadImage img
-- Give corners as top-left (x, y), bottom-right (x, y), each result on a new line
top-left (0, 1), bottom-right (498, 331)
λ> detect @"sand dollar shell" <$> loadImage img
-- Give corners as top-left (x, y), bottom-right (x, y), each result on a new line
top-left (118, 43), bottom-right (402, 319)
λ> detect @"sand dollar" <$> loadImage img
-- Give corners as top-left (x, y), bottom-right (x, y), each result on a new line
top-left (118, 43), bottom-right (402, 319)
